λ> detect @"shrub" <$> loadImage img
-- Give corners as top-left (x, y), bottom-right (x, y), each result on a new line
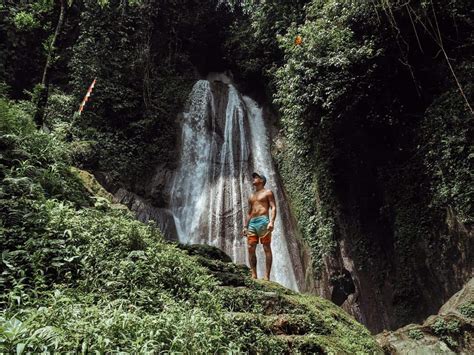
top-left (458, 302), bottom-right (474, 318)
top-left (408, 329), bottom-right (424, 340)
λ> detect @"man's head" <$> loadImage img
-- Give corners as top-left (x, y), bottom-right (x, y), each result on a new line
top-left (252, 172), bottom-right (267, 187)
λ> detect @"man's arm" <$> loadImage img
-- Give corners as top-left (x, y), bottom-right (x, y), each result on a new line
top-left (243, 196), bottom-right (253, 235)
top-left (267, 190), bottom-right (276, 231)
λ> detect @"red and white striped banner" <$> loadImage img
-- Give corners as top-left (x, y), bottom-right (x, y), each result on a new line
top-left (78, 78), bottom-right (97, 114)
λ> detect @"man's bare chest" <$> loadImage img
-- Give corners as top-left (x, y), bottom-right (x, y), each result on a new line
top-left (251, 192), bottom-right (268, 204)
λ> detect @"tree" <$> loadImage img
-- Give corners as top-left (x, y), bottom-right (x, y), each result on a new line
top-left (34, 0), bottom-right (66, 128)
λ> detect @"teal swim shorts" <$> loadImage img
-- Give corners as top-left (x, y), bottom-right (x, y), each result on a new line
top-left (247, 215), bottom-right (270, 238)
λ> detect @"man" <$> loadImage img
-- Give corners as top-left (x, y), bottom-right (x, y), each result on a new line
top-left (242, 172), bottom-right (276, 280)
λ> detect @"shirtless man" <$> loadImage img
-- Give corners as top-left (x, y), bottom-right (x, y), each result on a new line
top-left (242, 172), bottom-right (276, 280)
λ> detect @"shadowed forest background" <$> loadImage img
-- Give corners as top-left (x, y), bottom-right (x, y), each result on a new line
top-left (1, 0), bottom-right (472, 352)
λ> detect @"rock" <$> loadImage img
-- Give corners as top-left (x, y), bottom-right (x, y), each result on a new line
top-left (267, 314), bottom-right (314, 335)
top-left (218, 278), bottom-right (378, 353)
top-left (146, 163), bottom-right (175, 207)
top-left (378, 331), bottom-right (456, 355)
top-left (376, 277), bottom-right (474, 354)
top-left (178, 244), bottom-right (249, 286)
top-left (277, 335), bottom-right (325, 354)
top-left (71, 167), bottom-right (128, 210)
top-left (439, 278), bottom-right (474, 316)
top-left (177, 243), bottom-right (233, 263)
top-left (330, 268), bottom-right (356, 306)
top-left (113, 187), bottom-right (179, 241)
top-left (71, 167), bottom-right (115, 202)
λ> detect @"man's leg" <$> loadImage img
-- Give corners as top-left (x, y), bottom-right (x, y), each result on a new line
top-left (248, 242), bottom-right (258, 279)
top-left (263, 242), bottom-right (272, 281)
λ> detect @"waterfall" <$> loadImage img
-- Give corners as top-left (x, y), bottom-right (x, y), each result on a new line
top-left (169, 77), bottom-right (304, 291)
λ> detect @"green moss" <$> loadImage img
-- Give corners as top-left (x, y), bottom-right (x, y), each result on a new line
top-left (458, 302), bottom-right (474, 318)
top-left (216, 286), bottom-right (306, 315)
top-left (220, 290), bottom-right (379, 353)
top-left (430, 318), bottom-right (462, 349)
top-left (278, 335), bottom-right (326, 354)
top-left (177, 243), bottom-right (233, 263)
top-left (284, 294), bottom-right (380, 354)
top-left (408, 329), bottom-right (424, 340)
top-left (70, 167), bottom-right (115, 203)
top-left (275, 133), bottom-right (338, 273)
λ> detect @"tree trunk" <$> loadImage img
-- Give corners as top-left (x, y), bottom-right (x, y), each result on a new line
top-left (34, 0), bottom-right (66, 128)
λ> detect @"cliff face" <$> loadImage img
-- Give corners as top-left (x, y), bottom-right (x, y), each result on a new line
top-left (305, 194), bottom-right (473, 333)
top-left (272, 98), bottom-right (473, 333)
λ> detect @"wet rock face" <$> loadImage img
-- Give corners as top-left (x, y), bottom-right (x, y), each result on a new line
top-left (93, 164), bottom-right (176, 219)
top-left (113, 187), bottom-right (179, 241)
top-left (147, 163), bottom-right (176, 208)
top-left (376, 278), bottom-right (474, 354)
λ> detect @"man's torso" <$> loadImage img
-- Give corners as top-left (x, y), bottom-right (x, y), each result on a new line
top-left (249, 189), bottom-right (271, 218)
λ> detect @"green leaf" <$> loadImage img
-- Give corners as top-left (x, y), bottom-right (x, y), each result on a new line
top-left (16, 343), bottom-right (26, 355)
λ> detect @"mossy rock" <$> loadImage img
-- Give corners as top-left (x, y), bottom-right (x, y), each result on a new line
top-left (377, 278), bottom-right (474, 354)
top-left (278, 335), bottom-right (326, 354)
top-left (177, 243), bottom-right (233, 263)
top-left (248, 278), bottom-right (297, 295)
top-left (263, 314), bottom-right (317, 335)
top-left (177, 244), bottom-right (249, 286)
top-left (172, 244), bottom-right (380, 353)
top-left (217, 285), bottom-right (308, 315)
top-left (71, 167), bottom-right (111, 199)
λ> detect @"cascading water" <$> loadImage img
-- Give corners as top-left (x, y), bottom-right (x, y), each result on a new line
top-left (169, 77), bottom-right (304, 291)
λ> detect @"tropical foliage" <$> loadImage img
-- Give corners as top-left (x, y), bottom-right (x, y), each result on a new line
top-left (0, 96), bottom-right (379, 352)
top-left (1, 0), bottom-right (472, 347)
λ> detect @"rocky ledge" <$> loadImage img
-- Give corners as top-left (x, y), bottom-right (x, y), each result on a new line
top-left (377, 278), bottom-right (473, 354)
top-left (177, 243), bottom-right (381, 353)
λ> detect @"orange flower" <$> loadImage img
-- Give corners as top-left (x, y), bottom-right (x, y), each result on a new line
top-left (294, 35), bottom-right (302, 45)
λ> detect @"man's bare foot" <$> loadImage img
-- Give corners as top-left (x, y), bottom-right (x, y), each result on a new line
top-left (263, 276), bottom-right (270, 281)
top-left (251, 270), bottom-right (258, 279)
